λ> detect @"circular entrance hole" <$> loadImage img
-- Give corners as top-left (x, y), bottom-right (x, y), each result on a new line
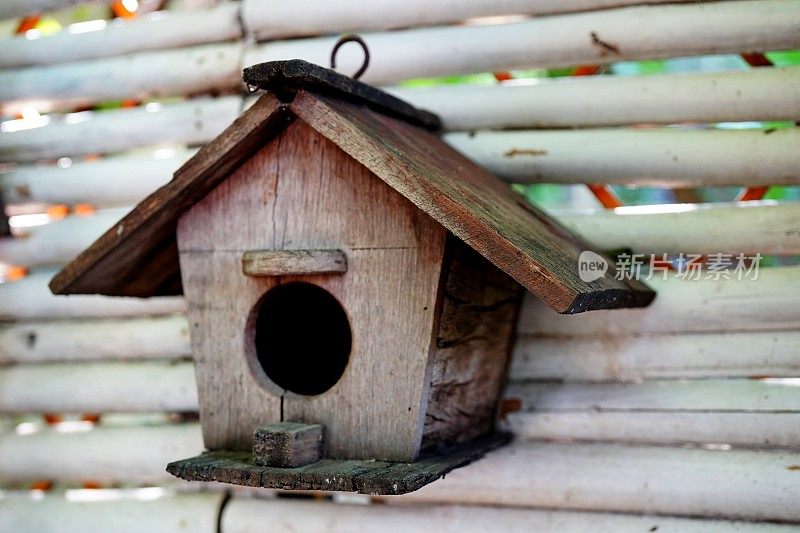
top-left (253, 282), bottom-right (351, 396)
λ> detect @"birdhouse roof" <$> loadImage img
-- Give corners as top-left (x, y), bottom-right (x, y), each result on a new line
top-left (50, 60), bottom-right (653, 313)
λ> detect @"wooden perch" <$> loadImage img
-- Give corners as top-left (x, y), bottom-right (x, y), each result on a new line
top-left (242, 249), bottom-right (347, 276)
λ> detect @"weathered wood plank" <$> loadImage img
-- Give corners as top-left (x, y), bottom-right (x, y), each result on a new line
top-left (49, 94), bottom-right (293, 297)
top-left (167, 432), bottom-right (510, 495)
top-left (291, 91), bottom-right (653, 313)
top-left (253, 422), bottom-right (325, 467)
top-left (242, 249), bottom-right (347, 276)
top-left (422, 236), bottom-right (521, 448)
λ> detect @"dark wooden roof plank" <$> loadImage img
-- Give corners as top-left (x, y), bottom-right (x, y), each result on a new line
top-left (289, 92), bottom-right (654, 313)
top-left (49, 94), bottom-right (294, 296)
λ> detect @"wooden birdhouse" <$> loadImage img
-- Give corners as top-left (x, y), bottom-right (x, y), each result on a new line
top-left (50, 60), bottom-right (653, 494)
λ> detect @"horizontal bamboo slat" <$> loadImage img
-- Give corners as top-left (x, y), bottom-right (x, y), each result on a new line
top-left (0, 97), bottom-right (239, 163)
top-left (0, 3), bottom-right (242, 69)
top-left (0, 43), bottom-right (243, 106)
top-left (519, 267), bottom-right (800, 336)
top-left (241, 0), bottom-right (709, 41)
top-left (0, 0), bottom-right (89, 20)
top-left (2, 491), bottom-right (795, 532)
top-left (0, 493), bottom-right (224, 533)
top-left (507, 411), bottom-right (800, 449)
top-left (0, 361), bottom-right (198, 413)
top-left (0, 150), bottom-right (193, 207)
top-left (222, 498), bottom-right (798, 533)
top-left (446, 128), bottom-right (800, 187)
top-left (0, 423), bottom-right (203, 482)
top-left (506, 379), bottom-right (800, 412)
top-left (391, 67), bottom-right (800, 130)
top-left (0, 315), bottom-right (190, 364)
top-left (0, 270), bottom-right (185, 320)
top-left (558, 201), bottom-right (800, 255)
top-left (512, 331), bottom-right (800, 381)
top-left (399, 441), bottom-right (800, 522)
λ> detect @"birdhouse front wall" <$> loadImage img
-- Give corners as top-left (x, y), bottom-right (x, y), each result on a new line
top-left (176, 120), bottom-right (448, 461)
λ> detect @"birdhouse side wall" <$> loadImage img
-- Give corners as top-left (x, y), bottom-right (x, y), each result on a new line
top-left (176, 120), bottom-right (447, 461)
top-left (422, 236), bottom-right (523, 449)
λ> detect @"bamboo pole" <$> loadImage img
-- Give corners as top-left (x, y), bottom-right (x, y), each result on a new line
top-left (222, 498), bottom-right (795, 533)
top-left (0, 423), bottom-right (203, 482)
top-left (0, 0), bottom-right (88, 20)
top-left (391, 67), bottom-right (800, 130)
top-left (0, 43), bottom-right (243, 106)
top-left (0, 3), bottom-right (242, 69)
top-left (0, 97), bottom-right (239, 163)
top-left (0, 361), bottom-right (198, 413)
top-left (511, 331), bottom-right (800, 381)
top-left (507, 411), bottom-right (800, 449)
top-left (444, 128), bottom-right (800, 187)
top-left (0, 493), bottom-right (224, 533)
top-left (518, 267), bottom-right (800, 336)
top-left (557, 201), bottom-right (800, 255)
top-left (0, 270), bottom-right (185, 320)
top-left (241, 0), bottom-right (708, 40)
top-left (0, 149), bottom-right (194, 207)
top-left (0, 315), bottom-right (190, 364)
top-left (245, 1), bottom-right (800, 86)
top-left (506, 379), bottom-right (800, 412)
top-left (399, 441), bottom-right (800, 522)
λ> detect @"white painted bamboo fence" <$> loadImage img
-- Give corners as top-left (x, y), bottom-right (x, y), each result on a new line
top-left (1, 0), bottom-right (799, 531)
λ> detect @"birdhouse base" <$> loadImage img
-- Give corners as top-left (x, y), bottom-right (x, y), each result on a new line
top-left (166, 432), bottom-right (510, 495)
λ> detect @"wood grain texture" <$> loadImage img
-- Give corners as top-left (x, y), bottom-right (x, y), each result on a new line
top-left (242, 249), bottom-right (347, 276)
top-left (422, 236), bottom-right (521, 449)
top-left (49, 93), bottom-right (293, 297)
top-left (178, 120), bottom-right (447, 460)
top-left (253, 422), bottom-right (325, 468)
top-left (167, 432), bottom-right (509, 495)
top-left (289, 91), bottom-right (653, 313)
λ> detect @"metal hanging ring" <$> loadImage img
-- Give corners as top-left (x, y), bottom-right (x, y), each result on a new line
top-left (330, 34), bottom-right (370, 80)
